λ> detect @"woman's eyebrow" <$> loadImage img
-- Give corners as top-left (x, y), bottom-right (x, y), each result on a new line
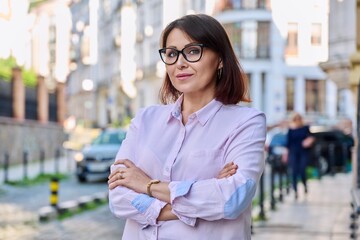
top-left (165, 42), bottom-right (199, 49)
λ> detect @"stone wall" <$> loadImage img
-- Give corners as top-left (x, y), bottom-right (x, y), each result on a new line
top-left (0, 117), bottom-right (66, 165)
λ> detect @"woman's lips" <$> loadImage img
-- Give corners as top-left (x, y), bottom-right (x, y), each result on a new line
top-left (176, 73), bottom-right (193, 80)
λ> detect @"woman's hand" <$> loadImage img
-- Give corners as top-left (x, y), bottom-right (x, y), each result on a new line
top-left (108, 159), bottom-right (151, 193)
top-left (157, 204), bottom-right (178, 221)
top-left (217, 162), bottom-right (238, 179)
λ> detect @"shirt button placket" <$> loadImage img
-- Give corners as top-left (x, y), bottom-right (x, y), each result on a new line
top-left (163, 126), bottom-right (185, 177)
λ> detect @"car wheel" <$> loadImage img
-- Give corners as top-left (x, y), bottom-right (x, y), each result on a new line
top-left (317, 156), bottom-right (328, 176)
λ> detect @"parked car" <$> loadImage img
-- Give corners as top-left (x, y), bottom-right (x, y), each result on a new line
top-left (265, 126), bottom-right (354, 176)
top-left (75, 128), bottom-right (126, 182)
top-left (308, 127), bottom-right (354, 175)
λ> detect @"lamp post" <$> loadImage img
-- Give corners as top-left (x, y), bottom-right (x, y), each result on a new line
top-left (82, 79), bottom-right (94, 128)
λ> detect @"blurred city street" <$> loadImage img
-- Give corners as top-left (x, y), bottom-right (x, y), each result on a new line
top-left (0, 157), bottom-right (357, 240)
top-left (0, 0), bottom-right (360, 239)
top-left (253, 172), bottom-right (355, 240)
top-left (0, 157), bottom-right (126, 240)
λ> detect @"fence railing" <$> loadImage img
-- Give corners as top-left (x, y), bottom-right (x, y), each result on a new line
top-left (0, 147), bottom-right (74, 183)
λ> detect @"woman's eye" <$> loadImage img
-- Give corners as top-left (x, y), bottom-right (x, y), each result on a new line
top-left (167, 50), bottom-right (178, 58)
top-left (187, 47), bottom-right (200, 55)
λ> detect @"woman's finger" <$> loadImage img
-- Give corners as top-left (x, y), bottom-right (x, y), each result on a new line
top-left (108, 167), bottom-right (126, 179)
top-left (114, 159), bottom-right (126, 165)
top-left (122, 159), bottom-right (136, 168)
top-left (223, 162), bottom-right (234, 170)
top-left (217, 163), bottom-right (238, 179)
top-left (108, 179), bottom-right (123, 190)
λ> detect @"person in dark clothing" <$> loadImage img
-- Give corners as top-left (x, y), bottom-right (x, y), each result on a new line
top-left (286, 112), bottom-right (313, 199)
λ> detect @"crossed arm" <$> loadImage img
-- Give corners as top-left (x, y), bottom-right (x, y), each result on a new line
top-left (108, 159), bottom-right (238, 221)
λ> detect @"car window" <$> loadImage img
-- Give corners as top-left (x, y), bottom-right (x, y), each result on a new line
top-left (92, 131), bottom-right (126, 145)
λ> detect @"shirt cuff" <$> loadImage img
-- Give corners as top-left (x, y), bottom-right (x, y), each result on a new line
top-left (131, 194), bottom-right (167, 226)
top-left (168, 181), bottom-right (197, 226)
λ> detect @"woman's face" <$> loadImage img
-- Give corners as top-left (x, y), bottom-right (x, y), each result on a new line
top-left (164, 28), bottom-right (222, 99)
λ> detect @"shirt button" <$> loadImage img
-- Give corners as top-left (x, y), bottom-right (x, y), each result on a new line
top-left (165, 167), bottom-right (170, 171)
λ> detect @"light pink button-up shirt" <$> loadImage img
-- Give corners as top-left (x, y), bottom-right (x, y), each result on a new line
top-left (109, 96), bottom-right (266, 240)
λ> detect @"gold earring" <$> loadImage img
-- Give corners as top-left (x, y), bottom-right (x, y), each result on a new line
top-left (217, 68), bottom-right (223, 80)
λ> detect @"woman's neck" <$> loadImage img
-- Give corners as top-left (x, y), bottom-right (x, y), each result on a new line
top-left (180, 94), bottom-right (215, 125)
top-left (181, 94), bottom-right (214, 115)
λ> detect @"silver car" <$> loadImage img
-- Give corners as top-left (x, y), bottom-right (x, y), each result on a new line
top-left (75, 129), bottom-right (126, 182)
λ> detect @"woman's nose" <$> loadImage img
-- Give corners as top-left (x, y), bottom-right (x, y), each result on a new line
top-left (176, 53), bottom-right (187, 67)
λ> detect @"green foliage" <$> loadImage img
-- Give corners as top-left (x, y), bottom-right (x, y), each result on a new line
top-left (22, 68), bottom-right (37, 87)
top-left (0, 56), bottom-right (37, 87)
top-left (306, 167), bottom-right (319, 179)
top-left (5, 173), bottom-right (68, 187)
top-left (0, 57), bottom-right (16, 80)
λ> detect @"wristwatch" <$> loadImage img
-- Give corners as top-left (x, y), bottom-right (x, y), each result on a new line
top-left (147, 179), bottom-right (161, 197)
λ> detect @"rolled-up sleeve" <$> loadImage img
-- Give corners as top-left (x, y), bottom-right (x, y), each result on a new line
top-left (168, 113), bottom-right (266, 221)
top-left (108, 109), bottom-right (167, 227)
top-left (109, 185), bottom-right (167, 226)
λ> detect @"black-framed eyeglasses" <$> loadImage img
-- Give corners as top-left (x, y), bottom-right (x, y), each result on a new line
top-left (158, 43), bottom-right (205, 65)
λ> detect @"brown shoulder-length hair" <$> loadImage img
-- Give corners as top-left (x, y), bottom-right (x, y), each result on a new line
top-left (158, 14), bottom-right (250, 105)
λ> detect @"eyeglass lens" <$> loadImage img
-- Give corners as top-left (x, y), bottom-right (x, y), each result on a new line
top-left (160, 45), bottom-right (203, 65)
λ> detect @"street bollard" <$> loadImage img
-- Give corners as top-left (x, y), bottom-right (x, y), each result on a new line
top-left (55, 148), bottom-right (60, 174)
top-left (342, 143), bottom-right (348, 172)
top-left (50, 177), bottom-right (59, 208)
top-left (270, 163), bottom-right (276, 210)
top-left (258, 172), bottom-right (266, 220)
top-left (3, 152), bottom-right (9, 183)
top-left (40, 149), bottom-right (45, 175)
top-left (23, 151), bottom-right (28, 180)
top-left (279, 170), bottom-right (283, 202)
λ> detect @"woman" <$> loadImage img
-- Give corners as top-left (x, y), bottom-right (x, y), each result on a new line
top-left (286, 112), bottom-right (313, 199)
top-left (108, 14), bottom-right (266, 240)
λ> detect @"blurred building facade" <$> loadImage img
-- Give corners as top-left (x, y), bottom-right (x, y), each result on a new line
top-left (212, 0), bottom-right (329, 126)
top-left (133, 0), bottom-right (330, 126)
top-left (320, 0), bottom-right (356, 131)
top-left (0, 0), bottom-right (70, 163)
top-left (68, 0), bottom-right (142, 128)
top-left (64, 0), bottom-right (351, 127)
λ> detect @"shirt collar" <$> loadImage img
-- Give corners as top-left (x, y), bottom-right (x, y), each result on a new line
top-left (167, 95), bottom-right (183, 122)
top-left (167, 95), bottom-right (223, 126)
top-left (196, 98), bottom-right (223, 126)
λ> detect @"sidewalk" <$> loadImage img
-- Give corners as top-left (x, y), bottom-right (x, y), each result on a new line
top-left (0, 156), bottom-right (357, 239)
top-left (252, 172), bottom-right (356, 240)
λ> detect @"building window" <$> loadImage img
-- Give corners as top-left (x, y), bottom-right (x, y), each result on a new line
top-left (311, 23), bottom-right (322, 46)
top-left (286, 77), bottom-right (295, 112)
top-left (214, 0), bottom-right (269, 12)
top-left (285, 23), bottom-right (298, 56)
top-left (257, 22), bottom-right (270, 58)
top-left (224, 21), bottom-right (270, 59)
top-left (241, 21), bottom-right (257, 58)
top-left (242, 0), bottom-right (257, 9)
top-left (223, 22), bottom-right (242, 58)
top-left (305, 79), bottom-right (325, 113)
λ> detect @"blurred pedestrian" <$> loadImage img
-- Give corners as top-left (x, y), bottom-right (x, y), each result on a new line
top-left (107, 14), bottom-right (266, 240)
top-left (286, 112), bottom-right (314, 199)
